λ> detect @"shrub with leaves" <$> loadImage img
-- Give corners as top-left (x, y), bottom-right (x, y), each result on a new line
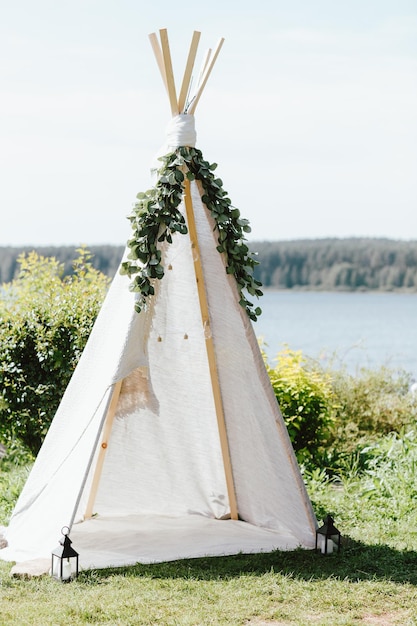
top-left (265, 347), bottom-right (335, 465)
top-left (0, 248), bottom-right (109, 455)
top-left (324, 366), bottom-right (417, 473)
top-left (330, 366), bottom-right (417, 437)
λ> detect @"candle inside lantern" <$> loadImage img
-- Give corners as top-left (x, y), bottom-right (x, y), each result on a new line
top-left (62, 559), bottom-right (72, 581)
top-left (321, 537), bottom-right (334, 554)
top-left (52, 557), bottom-right (72, 580)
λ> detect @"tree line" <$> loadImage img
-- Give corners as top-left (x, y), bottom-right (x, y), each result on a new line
top-left (0, 245), bottom-right (124, 284)
top-left (1, 238), bottom-right (417, 291)
top-left (253, 238), bottom-right (417, 291)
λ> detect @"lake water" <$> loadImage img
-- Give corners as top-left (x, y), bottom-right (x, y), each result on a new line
top-left (253, 291), bottom-right (417, 377)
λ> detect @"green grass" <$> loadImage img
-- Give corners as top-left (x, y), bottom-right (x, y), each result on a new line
top-left (1, 543), bottom-right (417, 625)
top-left (2, 431), bottom-right (417, 625)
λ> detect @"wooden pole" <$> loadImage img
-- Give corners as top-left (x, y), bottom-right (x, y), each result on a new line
top-left (148, 32), bottom-right (169, 95)
top-left (197, 48), bottom-right (212, 87)
top-left (178, 31), bottom-right (201, 113)
top-left (183, 179), bottom-right (238, 520)
top-left (84, 380), bottom-right (123, 519)
top-left (159, 28), bottom-right (179, 116)
top-left (188, 38), bottom-right (224, 115)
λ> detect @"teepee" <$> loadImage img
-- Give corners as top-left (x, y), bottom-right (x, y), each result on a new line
top-left (1, 30), bottom-right (316, 572)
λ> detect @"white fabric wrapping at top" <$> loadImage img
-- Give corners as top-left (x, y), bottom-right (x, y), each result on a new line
top-left (152, 114), bottom-right (197, 172)
top-left (166, 114), bottom-right (196, 148)
top-left (0, 180), bottom-right (316, 568)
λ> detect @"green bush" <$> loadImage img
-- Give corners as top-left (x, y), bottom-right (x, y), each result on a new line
top-left (265, 347), bottom-right (335, 465)
top-left (330, 366), bottom-right (417, 436)
top-left (323, 366), bottom-right (417, 475)
top-left (0, 248), bottom-right (109, 455)
top-left (265, 348), bottom-right (417, 474)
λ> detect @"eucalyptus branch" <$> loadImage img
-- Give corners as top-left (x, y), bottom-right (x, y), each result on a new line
top-left (120, 147), bottom-right (263, 320)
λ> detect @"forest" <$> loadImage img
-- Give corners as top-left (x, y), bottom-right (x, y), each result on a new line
top-left (1, 237), bottom-right (417, 291)
top-left (253, 237), bottom-right (417, 291)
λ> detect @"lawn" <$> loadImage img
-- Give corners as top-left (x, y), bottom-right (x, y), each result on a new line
top-left (1, 431), bottom-right (417, 625)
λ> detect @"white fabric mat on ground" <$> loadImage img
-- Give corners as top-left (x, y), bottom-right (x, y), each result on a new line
top-left (70, 514), bottom-right (303, 570)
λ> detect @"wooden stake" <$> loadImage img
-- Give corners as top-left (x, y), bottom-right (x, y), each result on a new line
top-left (148, 32), bottom-right (169, 95)
top-left (84, 380), bottom-right (123, 519)
top-left (197, 48), bottom-right (212, 87)
top-left (183, 179), bottom-right (238, 520)
top-left (159, 28), bottom-right (179, 116)
top-left (188, 38), bottom-right (224, 115)
top-left (178, 31), bottom-right (201, 113)
top-left (185, 48), bottom-right (211, 112)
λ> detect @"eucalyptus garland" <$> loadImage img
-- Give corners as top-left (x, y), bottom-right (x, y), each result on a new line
top-left (120, 146), bottom-right (263, 321)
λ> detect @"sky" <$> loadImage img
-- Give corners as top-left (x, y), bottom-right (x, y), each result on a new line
top-left (1, 0), bottom-right (416, 247)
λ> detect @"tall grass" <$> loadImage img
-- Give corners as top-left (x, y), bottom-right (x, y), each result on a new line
top-left (305, 429), bottom-right (417, 551)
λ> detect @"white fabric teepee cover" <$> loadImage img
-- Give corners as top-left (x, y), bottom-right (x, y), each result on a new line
top-left (0, 30), bottom-right (316, 571)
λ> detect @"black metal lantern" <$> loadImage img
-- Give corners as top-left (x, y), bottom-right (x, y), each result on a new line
top-left (315, 515), bottom-right (341, 555)
top-left (51, 526), bottom-right (79, 581)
